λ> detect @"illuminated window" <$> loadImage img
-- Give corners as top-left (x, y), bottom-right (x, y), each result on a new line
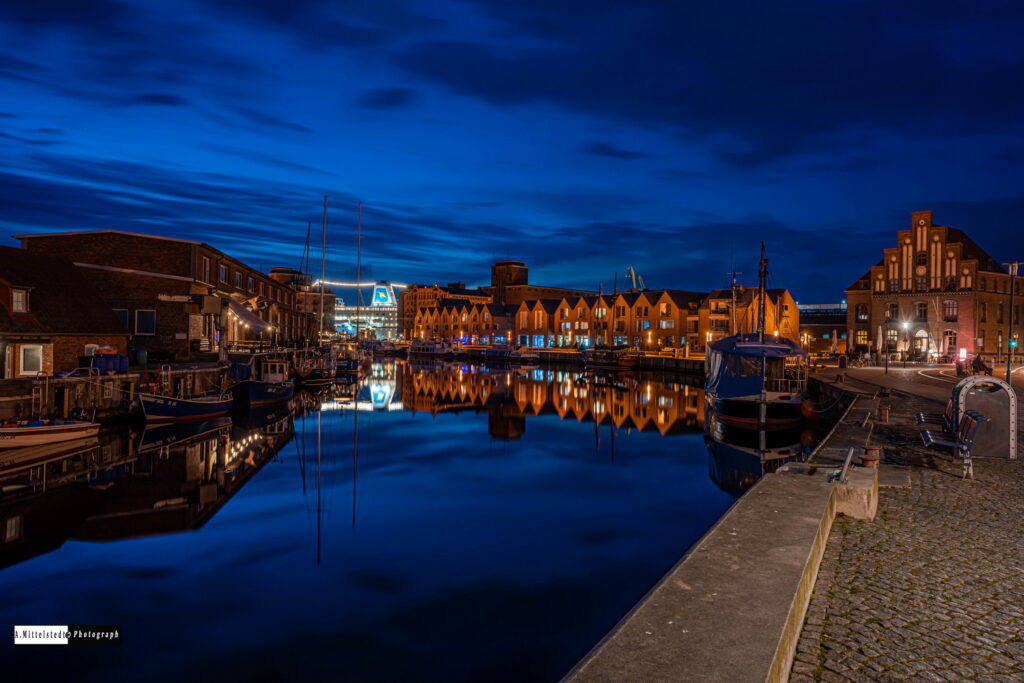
top-left (943, 300), bottom-right (958, 322)
top-left (855, 330), bottom-right (868, 346)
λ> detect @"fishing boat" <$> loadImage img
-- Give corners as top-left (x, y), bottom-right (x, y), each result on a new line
top-left (704, 243), bottom-right (807, 430)
top-left (408, 340), bottom-right (457, 358)
top-left (231, 356), bottom-right (295, 407)
top-left (0, 419), bottom-right (100, 448)
top-left (581, 345), bottom-right (642, 370)
top-left (483, 344), bottom-right (540, 365)
top-left (138, 392), bottom-right (234, 423)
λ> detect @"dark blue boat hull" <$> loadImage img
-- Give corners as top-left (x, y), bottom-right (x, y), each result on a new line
top-left (232, 380), bottom-right (295, 407)
top-left (139, 393), bottom-right (234, 423)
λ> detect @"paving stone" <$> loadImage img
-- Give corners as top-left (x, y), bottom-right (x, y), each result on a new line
top-left (792, 377), bottom-right (1024, 682)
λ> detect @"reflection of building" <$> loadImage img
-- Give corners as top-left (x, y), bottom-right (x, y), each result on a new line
top-left (336, 281), bottom-right (400, 340)
top-left (846, 210), bottom-right (1022, 358)
top-left (399, 362), bottom-right (705, 438)
top-left (798, 304), bottom-right (849, 355)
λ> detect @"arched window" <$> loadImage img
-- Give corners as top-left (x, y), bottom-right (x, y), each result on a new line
top-left (915, 302), bottom-right (928, 321)
top-left (886, 303), bottom-right (898, 321)
top-left (943, 330), bottom-right (957, 352)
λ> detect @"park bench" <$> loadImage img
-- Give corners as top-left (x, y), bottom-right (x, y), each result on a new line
top-left (920, 410), bottom-right (989, 480)
top-left (916, 399), bottom-right (954, 431)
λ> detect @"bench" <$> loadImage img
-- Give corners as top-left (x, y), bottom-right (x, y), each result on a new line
top-left (920, 411), bottom-right (989, 479)
top-left (917, 399), bottom-right (954, 431)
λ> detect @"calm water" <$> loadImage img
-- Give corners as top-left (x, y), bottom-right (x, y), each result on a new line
top-left (0, 361), bottom-right (809, 682)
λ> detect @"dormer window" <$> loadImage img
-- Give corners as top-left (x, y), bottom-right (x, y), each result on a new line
top-left (11, 289), bottom-right (27, 312)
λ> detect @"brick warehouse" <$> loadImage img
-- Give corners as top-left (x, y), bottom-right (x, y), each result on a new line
top-left (15, 230), bottom-right (312, 361)
top-left (0, 246), bottom-right (129, 376)
top-left (845, 210), bottom-right (1022, 359)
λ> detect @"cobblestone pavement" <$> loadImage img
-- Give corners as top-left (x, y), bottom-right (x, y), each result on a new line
top-left (792, 390), bottom-right (1024, 682)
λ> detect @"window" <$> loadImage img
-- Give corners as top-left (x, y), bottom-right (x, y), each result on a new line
top-left (886, 329), bottom-right (898, 348)
top-left (259, 282), bottom-right (265, 296)
top-left (915, 302), bottom-right (927, 322)
top-left (19, 345), bottom-right (42, 375)
top-left (135, 309), bottom-right (156, 335)
top-left (916, 252), bottom-right (927, 266)
top-left (247, 276), bottom-right (255, 292)
top-left (980, 302), bottom-right (987, 323)
top-left (560, 308), bottom-right (569, 319)
top-left (980, 277), bottom-right (987, 291)
top-left (886, 303), bottom-right (898, 321)
top-left (635, 306), bottom-right (649, 317)
top-left (998, 302), bottom-right (1004, 324)
top-left (518, 311), bottom-right (528, 329)
top-left (855, 330), bottom-right (868, 346)
top-left (942, 300), bottom-right (958, 322)
top-left (218, 265), bottom-right (227, 282)
top-left (594, 307), bottom-right (607, 319)
top-left (202, 256), bottom-right (211, 283)
top-left (11, 289), bottom-right (27, 312)
top-left (943, 330), bottom-right (957, 353)
top-left (888, 279), bottom-right (898, 293)
top-left (855, 303), bottom-right (868, 322)
top-left (4, 516), bottom-right (21, 543)
top-left (534, 311), bottom-right (543, 328)
top-left (615, 305), bottom-right (625, 317)
top-left (659, 319), bottom-right (675, 329)
top-left (915, 276), bottom-right (927, 292)
top-left (234, 272), bottom-right (242, 289)
top-left (660, 302), bottom-right (671, 316)
top-left (113, 309), bottom-right (129, 329)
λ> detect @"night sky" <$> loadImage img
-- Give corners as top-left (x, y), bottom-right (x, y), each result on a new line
top-left (2, 1), bottom-right (1023, 302)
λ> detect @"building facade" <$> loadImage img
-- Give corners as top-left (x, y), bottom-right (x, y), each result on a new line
top-left (798, 303), bottom-right (849, 355)
top-left (17, 231), bottom-right (309, 361)
top-left (845, 210), bottom-right (1022, 359)
top-left (268, 267), bottom-right (337, 340)
top-left (0, 246), bottom-right (129, 377)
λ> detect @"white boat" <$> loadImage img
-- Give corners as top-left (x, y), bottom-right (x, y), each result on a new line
top-left (0, 420), bottom-right (101, 448)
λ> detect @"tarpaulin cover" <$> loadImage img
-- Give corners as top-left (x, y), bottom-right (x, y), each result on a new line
top-left (705, 334), bottom-right (806, 399)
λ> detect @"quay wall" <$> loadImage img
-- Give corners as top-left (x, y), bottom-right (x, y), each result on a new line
top-left (531, 350), bottom-right (705, 375)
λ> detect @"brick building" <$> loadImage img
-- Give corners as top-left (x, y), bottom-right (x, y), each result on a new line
top-left (798, 304), bottom-right (849, 355)
top-left (268, 267), bottom-right (337, 340)
top-left (0, 246), bottom-right (129, 376)
top-left (845, 210), bottom-right (1021, 359)
top-left (16, 231), bottom-right (309, 361)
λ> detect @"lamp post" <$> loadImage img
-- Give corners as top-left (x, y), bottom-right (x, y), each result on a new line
top-left (902, 321), bottom-right (909, 369)
top-left (1006, 262), bottom-right (1020, 385)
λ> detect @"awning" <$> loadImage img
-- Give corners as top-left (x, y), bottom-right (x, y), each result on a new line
top-left (227, 299), bottom-right (273, 335)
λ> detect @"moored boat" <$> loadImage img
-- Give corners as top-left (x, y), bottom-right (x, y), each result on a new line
top-left (704, 243), bottom-right (807, 430)
top-left (581, 345), bottom-right (642, 370)
top-left (483, 344), bottom-right (540, 365)
top-left (231, 356), bottom-right (295, 407)
top-left (138, 392), bottom-right (234, 423)
top-left (408, 340), bottom-right (456, 358)
top-left (0, 420), bottom-right (100, 448)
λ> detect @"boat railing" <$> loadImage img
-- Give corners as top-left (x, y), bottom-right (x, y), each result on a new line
top-left (765, 377), bottom-right (806, 393)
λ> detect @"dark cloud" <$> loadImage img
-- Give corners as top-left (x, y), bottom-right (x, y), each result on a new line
top-left (395, 2), bottom-right (1024, 167)
top-left (134, 92), bottom-right (188, 106)
top-left (0, 0), bottom-right (129, 31)
top-left (227, 106), bottom-right (312, 134)
top-left (358, 87), bottom-right (417, 109)
top-left (583, 141), bottom-right (650, 160)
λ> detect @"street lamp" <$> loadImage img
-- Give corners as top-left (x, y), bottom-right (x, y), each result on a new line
top-left (902, 321), bottom-right (909, 368)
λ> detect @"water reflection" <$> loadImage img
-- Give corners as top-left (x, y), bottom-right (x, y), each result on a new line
top-left (0, 360), bottom-right (823, 682)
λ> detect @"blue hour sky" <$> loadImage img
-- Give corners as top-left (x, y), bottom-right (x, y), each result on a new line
top-left (2, 1), bottom-right (1023, 301)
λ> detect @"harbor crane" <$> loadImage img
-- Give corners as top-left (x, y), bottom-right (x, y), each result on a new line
top-left (625, 266), bottom-right (647, 291)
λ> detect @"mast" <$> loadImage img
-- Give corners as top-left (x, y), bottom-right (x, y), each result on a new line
top-left (319, 195), bottom-right (328, 340)
top-left (356, 202), bottom-right (362, 342)
top-left (729, 269), bottom-right (740, 336)
top-left (757, 242), bottom-right (767, 344)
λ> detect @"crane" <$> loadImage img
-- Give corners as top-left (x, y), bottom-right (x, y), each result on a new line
top-left (625, 266), bottom-right (647, 291)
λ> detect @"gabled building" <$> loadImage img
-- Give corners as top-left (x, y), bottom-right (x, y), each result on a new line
top-left (846, 210), bottom-right (1021, 358)
top-left (0, 247), bottom-right (129, 377)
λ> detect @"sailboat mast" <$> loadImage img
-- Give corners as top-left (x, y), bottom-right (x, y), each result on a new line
top-left (757, 242), bottom-right (767, 344)
top-left (356, 202), bottom-right (362, 342)
top-left (730, 269), bottom-right (739, 336)
top-left (319, 195), bottom-right (328, 340)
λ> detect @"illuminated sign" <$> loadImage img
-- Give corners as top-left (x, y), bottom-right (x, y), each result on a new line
top-left (371, 283), bottom-right (395, 307)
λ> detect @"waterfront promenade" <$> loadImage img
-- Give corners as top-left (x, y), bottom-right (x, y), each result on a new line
top-left (792, 367), bottom-right (1024, 681)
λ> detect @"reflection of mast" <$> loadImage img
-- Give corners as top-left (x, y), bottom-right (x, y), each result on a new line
top-left (316, 409), bottom-right (322, 566)
top-left (352, 376), bottom-right (359, 529)
top-left (610, 424), bottom-right (616, 464)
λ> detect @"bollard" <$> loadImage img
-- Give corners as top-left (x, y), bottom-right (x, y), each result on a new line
top-left (860, 446), bottom-right (881, 468)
